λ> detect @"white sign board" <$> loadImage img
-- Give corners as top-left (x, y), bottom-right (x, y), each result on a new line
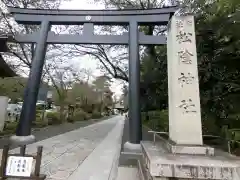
top-left (6, 156), bottom-right (33, 177)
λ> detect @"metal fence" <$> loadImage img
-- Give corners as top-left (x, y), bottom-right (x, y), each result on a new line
top-left (147, 130), bottom-right (240, 154)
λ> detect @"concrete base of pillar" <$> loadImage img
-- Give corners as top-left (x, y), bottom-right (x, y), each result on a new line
top-left (141, 141), bottom-right (240, 180)
top-left (166, 139), bottom-right (215, 156)
top-left (124, 141), bottom-right (142, 153)
top-left (157, 133), bottom-right (215, 156)
top-left (10, 135), bottom-right (35, 146)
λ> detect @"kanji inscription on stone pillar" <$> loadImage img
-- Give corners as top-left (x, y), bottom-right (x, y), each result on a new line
top-left (167, 15), bottom-right (203, 145)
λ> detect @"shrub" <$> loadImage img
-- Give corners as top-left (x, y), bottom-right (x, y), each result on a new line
top-left (72, 110), bottom-right (88, 121)
top-left (67, 110), bottom-right (92, 122)
top-left (4, 121), bottom-right (18, 131)
top-left (80, 104), bottom-right (94, 113)
top-left (67, 117), bottom-right (74, 123)
top-left (0, 129), bottom-right (14, 136)
top-left (35, 110), bottom-right (44, 121)
top-left (33, 117), bottom-right (48, 128)
top-left (46, 112), bottom-right (61, 125)
top-left (34, 120), bottom-right (48, 128)
top-left (85, 113), bottom-right (92, 120)
top-left (91, 111), bottom-right (102, 119)
top-left (1, 121), bottom-right (18, 136)
top-left (142, 110), bottom-right (169, 132)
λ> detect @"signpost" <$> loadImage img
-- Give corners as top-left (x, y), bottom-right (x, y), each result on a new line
top-left (0, 145), bottom-right (46, 180)
top-left (6, 156), bottom-right (33, 177)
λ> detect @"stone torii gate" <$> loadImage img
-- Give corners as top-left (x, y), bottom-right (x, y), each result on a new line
top-left (8, 7), bottom-right (177, 151)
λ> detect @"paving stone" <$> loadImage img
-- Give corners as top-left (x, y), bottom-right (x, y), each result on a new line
top-left (40, 117), bottom-right (120, 180)
top-left (68, 117), bottom-right (125, 180)
top-left (41, 154), bottom-right (60, 166)
top-left (0, 116), bottom-right (121, 180)
top-left (49, 170), bottom-right (72, 179)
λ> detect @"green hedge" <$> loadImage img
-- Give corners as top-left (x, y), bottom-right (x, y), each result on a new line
top-left (71, 110), bottom-right (88, 122)
top-left (0, 109), bottom-right (104, 136)
top-left (0, 121), bottom-right (18, 136)
top-left (91, 111), bottom-right (102, 119)
top-left (67, 109), bottom-right (103, 123)
top-left (32, 118), bottom-right (48, 128)
top-left (142, 110), bottom-right (168, 132)
top-left (46, 112), bottom-right (61, 125)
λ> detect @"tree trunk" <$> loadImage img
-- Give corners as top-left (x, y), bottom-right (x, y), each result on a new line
top-left (59, 103), bottom-right (65, 122)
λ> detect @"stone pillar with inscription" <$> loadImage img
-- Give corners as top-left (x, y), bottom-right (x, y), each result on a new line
top-left (167, 15), bottom-right (203, 145)
top-left (140, 15), bottom-right (240, 180)
top-left (166, 15), bottom-right (215, 155)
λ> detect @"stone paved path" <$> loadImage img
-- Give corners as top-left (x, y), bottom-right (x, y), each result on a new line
top-left (0, 116), bottom-right (122, 180)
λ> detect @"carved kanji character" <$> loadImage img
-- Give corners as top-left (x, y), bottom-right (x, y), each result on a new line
top-left (176, 20), bottom-right (184, 29)
top-left (176, 31), bottom-right (193, 44)
top-left (178, 72), bottom-right (195, 87)
top-left (178, 49), bottom-right (194, 64)
top-left (178, 99), bottom-right (197, 113)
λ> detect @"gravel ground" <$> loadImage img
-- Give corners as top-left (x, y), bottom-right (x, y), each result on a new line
top-left (0, 116), bottom-right (113, 149)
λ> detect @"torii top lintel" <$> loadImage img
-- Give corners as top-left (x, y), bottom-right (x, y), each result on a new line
top-left (8, 6), bottom-right (177, 26)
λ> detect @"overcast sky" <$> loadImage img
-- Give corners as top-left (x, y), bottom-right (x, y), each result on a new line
top-left (59, 0), bottom-right (123, 98)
